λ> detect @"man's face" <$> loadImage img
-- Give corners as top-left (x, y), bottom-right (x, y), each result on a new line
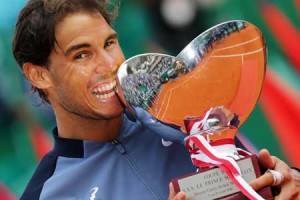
top-left (47, 12), bottom-right (126, 120)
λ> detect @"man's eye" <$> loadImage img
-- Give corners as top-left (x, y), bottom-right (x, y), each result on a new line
top-left (104, 40), bottom-right (117, 48)
top-left (74, 52), bottom-right (89, 60)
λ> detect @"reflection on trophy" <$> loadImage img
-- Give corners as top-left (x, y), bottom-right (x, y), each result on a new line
top-left (117, 20), bottom-right (274, 200)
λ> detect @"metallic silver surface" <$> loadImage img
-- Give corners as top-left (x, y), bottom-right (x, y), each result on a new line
top-left (117, 20), bottom-right (266, 133)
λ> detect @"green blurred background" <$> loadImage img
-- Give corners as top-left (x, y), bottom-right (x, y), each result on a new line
top-left (0, 0), bottom-right (299, 198)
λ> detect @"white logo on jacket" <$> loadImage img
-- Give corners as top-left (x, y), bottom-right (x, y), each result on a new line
top-left (161, 138), bottom-right (173, 147)
top-left (90, 187), bottom-right (99, 200)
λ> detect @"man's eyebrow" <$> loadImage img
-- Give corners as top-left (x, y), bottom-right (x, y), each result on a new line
top-left (65, 43), bottom-right (91, 56)
top-left (106, 33), bottom-right (118, 41)
top-left (64, 33), bottom-right (118, 56)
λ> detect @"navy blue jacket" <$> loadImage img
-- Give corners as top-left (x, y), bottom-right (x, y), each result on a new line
top-left (20, 112), bottom-right (197, 200)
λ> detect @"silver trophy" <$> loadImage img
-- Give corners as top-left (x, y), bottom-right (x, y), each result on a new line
top-left (117, 20), bottom-right (272, 200)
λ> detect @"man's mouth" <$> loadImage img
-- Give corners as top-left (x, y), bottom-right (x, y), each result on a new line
top-left (91, 80), bottom-right (117, 100)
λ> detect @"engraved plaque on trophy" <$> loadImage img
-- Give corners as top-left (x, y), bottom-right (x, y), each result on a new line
top-left (117, 21), bottom-right (274, 200)
top-left (172, 155), bottom-right (273, 200)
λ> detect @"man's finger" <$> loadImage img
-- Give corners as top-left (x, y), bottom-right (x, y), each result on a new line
top-left (250, 172), bottom-right (274, 191)
top-left (173, 192), bottom-right (186, 200)
top-left (168, 182), bottom-right (176, 199)
top-left (258, 149), bottom-right (275, 169)
top-left (168, 183), bottom-right (186, 200)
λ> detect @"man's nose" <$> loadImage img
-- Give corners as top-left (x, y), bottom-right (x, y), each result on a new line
top-left (94, 51), bottom-right (117, 75)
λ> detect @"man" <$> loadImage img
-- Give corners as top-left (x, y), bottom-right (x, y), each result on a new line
top-left (13, 0), bottom-right (300, 199)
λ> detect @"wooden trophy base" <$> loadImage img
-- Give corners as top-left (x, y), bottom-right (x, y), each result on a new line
top-left (172, 155), bottom-right (275, 200)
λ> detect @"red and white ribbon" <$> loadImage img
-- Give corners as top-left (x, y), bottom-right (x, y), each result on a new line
top-left (183, 107), bottom-right (264, 200)
top-left (185, 135), bottom-right (264, 200)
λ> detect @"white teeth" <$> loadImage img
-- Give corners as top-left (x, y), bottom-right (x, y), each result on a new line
top-left (94, 91), bottom-right (115, 100)
top-left (92, 80), bottom-right (117, 95)
top-left (92, 80), bottom-right (117, 100)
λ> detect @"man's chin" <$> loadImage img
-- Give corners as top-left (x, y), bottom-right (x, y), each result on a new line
top-left (100, 107), bottom-right (125, 119)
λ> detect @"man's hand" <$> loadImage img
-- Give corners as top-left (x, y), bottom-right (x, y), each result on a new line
top-left (250, 149), bottom-right (300, 199)
top-left (168, 183), bottom-right (186, 200)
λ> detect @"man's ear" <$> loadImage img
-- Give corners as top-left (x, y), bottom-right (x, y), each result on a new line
top-left (23, 62), bottom-right (53, 89)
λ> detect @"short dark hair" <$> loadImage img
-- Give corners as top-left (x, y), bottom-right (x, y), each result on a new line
top-left (12, 0), bottom-right (118, 103)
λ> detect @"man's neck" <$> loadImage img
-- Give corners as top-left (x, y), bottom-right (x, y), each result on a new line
top-left (55, 113), bottom-right (124, 142)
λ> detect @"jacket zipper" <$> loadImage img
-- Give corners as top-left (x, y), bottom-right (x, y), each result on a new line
top-left (111, 139), bottom-right (162, 200)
